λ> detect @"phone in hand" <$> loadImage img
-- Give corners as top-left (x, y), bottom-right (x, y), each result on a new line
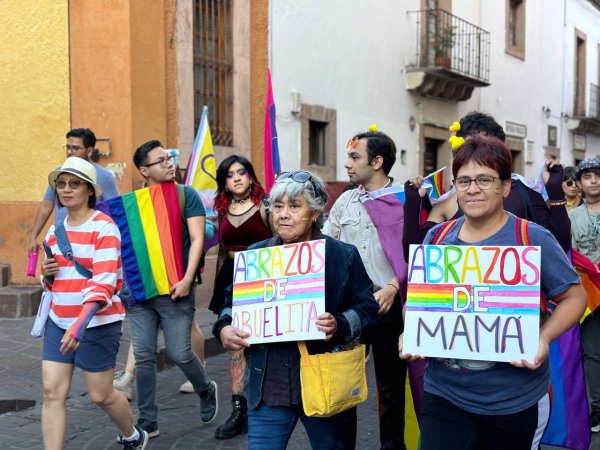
top-left (43, 241), bottom-right (53, 259)
top-left (42, 241), bottom-right (55, 283)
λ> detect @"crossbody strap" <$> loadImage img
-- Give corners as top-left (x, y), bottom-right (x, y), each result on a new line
top-left (54, 220), bottom-right (93, 279)
top-left (297, 341), bottom-right (309, 358)
top-left (432, 219), bottom-right (459, 245)
top-left (515, 216), bottom-right (530, 246)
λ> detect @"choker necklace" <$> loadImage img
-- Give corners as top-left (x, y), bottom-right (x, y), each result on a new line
top-left (231, 195), bottom-right (251, 209)
top-left (365, 178), bottom-right (392, 194)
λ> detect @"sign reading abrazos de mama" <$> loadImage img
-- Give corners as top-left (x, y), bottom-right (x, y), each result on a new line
top-left (403, 244), bottom-right (541, 363)
top-left (232, 239), bottom-right (326, 344)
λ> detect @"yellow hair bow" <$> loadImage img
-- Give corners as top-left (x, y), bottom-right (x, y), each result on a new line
top-left (449, 136), bottom-right (465, 151)
top-left (449, 121), bottom-right (461, 132)
top-left (368, 124), bottom-right (379, 133)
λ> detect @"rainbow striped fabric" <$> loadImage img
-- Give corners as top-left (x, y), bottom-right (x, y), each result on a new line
top-left (541, 324), bottom-right (590, 450)
top-left (233, 275), bottom-right (325, 306)
top-left (104, 182), bottom-right (184, 302)
top-left (406, 284), bottom-right (541, 316)
top-left (422, 167), bottom-right (451, 205)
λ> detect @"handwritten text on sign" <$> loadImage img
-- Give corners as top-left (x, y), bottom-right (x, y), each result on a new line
top-left (403, 244), bottom-right (541, 363)
top-left (232, 239), bottom-right (326, 344)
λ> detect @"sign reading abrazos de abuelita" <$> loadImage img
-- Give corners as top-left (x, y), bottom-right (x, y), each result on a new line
top-left (231, 239), bottom-right (326, 344)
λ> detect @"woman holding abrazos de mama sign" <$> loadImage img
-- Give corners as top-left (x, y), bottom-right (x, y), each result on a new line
top-left (399, 135), bottom-right (586, 450)
top-left (213, 170), bottom-right (379, 449)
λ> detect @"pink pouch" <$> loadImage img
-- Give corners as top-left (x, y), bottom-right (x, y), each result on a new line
top-left (26, 249), bottom-right (39, 277)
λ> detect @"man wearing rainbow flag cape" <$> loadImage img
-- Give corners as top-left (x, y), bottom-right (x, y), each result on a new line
top-left (324, 126), bottom-right (407, 450)
top-left (109, 140), bottom-right (217, 438)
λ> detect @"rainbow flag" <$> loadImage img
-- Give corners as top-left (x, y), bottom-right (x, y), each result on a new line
top-left (542, 324), bottom-right (591, 450)
top-left (405, 360), bottom-right (426, 449)
top-left (422, 166), bottom-right (447, 203)
top-left (572, 249), bottom-right (600, 321)
top-left (264, 68), bottom-right (281, 193)
top-left (104, 182), bottom-right (184, 302)
top-left (185, 105), bottom-right (217, 216)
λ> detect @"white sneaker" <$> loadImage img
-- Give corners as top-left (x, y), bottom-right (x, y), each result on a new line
top-left (180, 361), bottom-right (206, 393)
top-left (179, 380), bottom-right (194, 393)
top-left (113, 370), bottom-right (134, 400)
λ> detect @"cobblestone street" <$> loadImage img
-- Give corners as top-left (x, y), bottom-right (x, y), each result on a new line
top-left (0, 309), bottom-right (597, 449)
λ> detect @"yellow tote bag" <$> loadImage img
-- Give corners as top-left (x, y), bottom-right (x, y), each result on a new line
top-left (297, 341), bottom-right (368, 417)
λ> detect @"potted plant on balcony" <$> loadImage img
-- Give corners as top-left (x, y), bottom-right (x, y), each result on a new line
top-left (431, 25), bottom-right (455, 68)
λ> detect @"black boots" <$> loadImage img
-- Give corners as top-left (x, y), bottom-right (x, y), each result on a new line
top-left (214, 395), bottom-right (248, 439)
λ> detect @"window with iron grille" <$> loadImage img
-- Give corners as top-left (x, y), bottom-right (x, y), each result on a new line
top-left (193, 0), bottom-right (233, 146)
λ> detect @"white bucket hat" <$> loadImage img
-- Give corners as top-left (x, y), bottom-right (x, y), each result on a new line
top-left (48, 157), bottom-right (103, 196)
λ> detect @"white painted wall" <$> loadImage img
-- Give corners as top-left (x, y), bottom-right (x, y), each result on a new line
top-left (561, 0), bottom-right (600, 160)
top-left (269, 0), bottom-right (600, 183)
top-left (270, 0), bottom-right (429, 182)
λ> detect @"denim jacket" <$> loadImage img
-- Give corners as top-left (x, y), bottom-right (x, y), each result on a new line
top-left (213, 231), bottom-right (379, 409)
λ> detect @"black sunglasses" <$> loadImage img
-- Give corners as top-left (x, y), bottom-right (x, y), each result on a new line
top-left (275, 171), bottom-right (312, 184)
top-left (564, 179), bottom-right (575, 187)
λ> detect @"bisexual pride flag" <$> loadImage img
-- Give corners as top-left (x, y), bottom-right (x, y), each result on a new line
top-left (358, 185), bottom-right (408, 286)
top-left (104, 182), bottom-right (184, 302)
top-left (264, 68), bottom-right (281, 193)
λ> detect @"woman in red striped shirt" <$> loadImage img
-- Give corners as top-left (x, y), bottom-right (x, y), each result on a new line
top-left (40, 157), bottom-right (147, 450)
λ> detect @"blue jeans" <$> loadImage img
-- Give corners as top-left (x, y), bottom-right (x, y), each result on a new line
top-left (248, 403), bottom-right (345, 450)
top-left (127, 291), bottom-right (210, 423)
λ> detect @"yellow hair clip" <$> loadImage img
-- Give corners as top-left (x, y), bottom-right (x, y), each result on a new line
top-left (449, 121), bottom-right (461, 132)
top-left (449, 136), bottom-right (465, 151)
top-left (368, 124), bottom-right (379, 133)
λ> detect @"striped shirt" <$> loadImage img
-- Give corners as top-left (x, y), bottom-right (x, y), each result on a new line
top-left (43, 211), bottom-right (126, 329)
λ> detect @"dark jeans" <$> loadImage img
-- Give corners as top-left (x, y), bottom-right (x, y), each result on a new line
top-left (420, 392), bottom-right (550, 450)
top-left (581, 312), bottom-right (600, 412)
top-left (126, 291), bottom-right (211, 423)
top-left (247, 402), bottom-right (346, 450)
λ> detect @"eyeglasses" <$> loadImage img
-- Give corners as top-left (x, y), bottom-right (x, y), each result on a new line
top-left (453, 175), bottom-right (500, 191)
top-left (55, 179), bottom-right (83, 190)
top-left (144, 155), bottom-right (174, 168)
top-left (226, 168), bottom-right (248, 178)
top-left (276, 171), bottom-right (312, 184)
top-left (564, 179), bottom-right (575, 187)
top-left (63, 145), bottom-right (86, 152)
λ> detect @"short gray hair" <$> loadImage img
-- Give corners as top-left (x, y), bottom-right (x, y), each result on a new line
top-left (269, 172), bottom-right (329, 229)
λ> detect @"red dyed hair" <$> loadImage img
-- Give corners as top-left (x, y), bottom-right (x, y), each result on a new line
top-left (452, 135), bottom-right (512, 180)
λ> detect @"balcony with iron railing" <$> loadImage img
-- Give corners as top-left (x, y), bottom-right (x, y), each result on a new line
top-left (567, 82), bottom-right (600, 136)
top-left (405, 9), bottom-right (491, 101)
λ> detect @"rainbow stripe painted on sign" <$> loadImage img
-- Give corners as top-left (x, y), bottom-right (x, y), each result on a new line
top-left (105, 182), bottom-right (184, 301)
top-left (233, 274), bottom-right (325, 306)
top-left (406, 284), bottom-right (541, 315)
